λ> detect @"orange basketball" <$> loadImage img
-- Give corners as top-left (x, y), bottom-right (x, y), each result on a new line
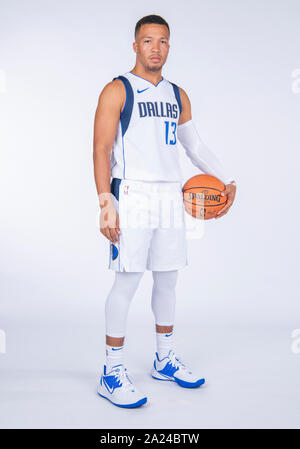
top-left (182, 174), bottom-right (227, 220)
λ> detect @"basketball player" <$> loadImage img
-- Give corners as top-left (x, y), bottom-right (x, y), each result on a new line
top-left (93, 15), bottom-right (236, 408)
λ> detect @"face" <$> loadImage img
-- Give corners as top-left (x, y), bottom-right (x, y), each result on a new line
top-left (133, 24), bottom-right (170, 72)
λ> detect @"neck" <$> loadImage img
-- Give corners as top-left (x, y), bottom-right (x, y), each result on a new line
top-left (130, 65), bottom-right (163, 85)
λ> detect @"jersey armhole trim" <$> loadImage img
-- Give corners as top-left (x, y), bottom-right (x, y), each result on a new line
top-left (112, 75), bottom-right (134, 136)
top-left (171, 82), bottom-right (182, 116)
top-left (112, 76), bottom-right (126, 114)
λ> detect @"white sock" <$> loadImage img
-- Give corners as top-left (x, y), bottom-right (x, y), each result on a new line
top-left (105, 344), bottom-right (124, 373)
top-left (156, 331), bottom-right (173, 360)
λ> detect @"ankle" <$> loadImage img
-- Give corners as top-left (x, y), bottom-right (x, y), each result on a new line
top-left (105, 344), bottom-right (125, 372)
top-left (156, 330), bottom-right (174, 360)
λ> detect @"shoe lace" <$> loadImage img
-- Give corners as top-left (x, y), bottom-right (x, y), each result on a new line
top-left (168, 351), bottom-right (189, 372)
top-left (114, 366), bottom-right (135, 392)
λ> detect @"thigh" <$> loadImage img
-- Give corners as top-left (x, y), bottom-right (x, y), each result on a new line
top-left (147, 226), bottom-right (188, 271)
top-left (109, 179), bottom-right (153, 272)
top-left (147, 182), bottom-right (188, 271)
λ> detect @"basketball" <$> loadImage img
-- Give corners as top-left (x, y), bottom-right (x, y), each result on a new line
top-left (182, 174), bottom-right (227, 220)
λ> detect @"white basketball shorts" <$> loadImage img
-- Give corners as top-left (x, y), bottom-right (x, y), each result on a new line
top-left (108, 178), bottom-right (188, 272)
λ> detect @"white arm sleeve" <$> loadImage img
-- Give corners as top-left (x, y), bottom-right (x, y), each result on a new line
top-left (177, 119), bottom-right (235, 185)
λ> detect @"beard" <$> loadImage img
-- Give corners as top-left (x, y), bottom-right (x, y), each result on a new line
top-left (144, 62), bottom-right (163, 72)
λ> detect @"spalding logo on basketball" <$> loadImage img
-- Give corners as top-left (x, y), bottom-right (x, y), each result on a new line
top-left (182, 174), bottom-right (227, 220)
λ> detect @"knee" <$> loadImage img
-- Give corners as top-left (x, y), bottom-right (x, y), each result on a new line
top-left (152, 270), bottom-right (178, 291)
top-left (107, 271), bottom-right (144, 304)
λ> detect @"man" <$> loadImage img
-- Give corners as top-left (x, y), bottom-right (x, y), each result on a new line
top-left (93, 15), bottom-right (236, 408)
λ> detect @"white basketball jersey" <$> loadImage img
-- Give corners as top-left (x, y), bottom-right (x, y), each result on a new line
top-left (110, 71), bottom-right (183, 182)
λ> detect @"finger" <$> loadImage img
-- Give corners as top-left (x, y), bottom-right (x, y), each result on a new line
top-left (227, 188), bottom-right (236, 198)
top-left (219, 195), bottom-right (233, 209)
top-left (221, 190), bottom-right (228, 197)
top-left (215, 205), bottom-right (230, 218)
top-left (215, 210), bottom-right (228, 219)
top-left (221, 188), bottom-right (232, 197)
top-left (225, 194), bottom-right (233, 203)
top-left (221, 184), bottom-right (231, 195)
top-left (221, 184), bottom-right (236, 197)
top-left (104, 227), bottom-right (114, 242)
top-left (109, 227), bottom-right (119, 243)
top-left (216, 204), bottom-right (231, 218)
top-left (222, 199), bottom-right (233, 209)
top-left (100, 225), bottom-right (108, 236)
top-left (116, 214), bottom-right (121, 235)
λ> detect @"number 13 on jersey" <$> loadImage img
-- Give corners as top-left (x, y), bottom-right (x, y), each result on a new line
top-left (164, 121), bottom-right (177, 145)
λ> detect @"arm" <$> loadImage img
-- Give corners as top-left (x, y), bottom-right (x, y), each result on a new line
top-left (178, 87), bottom-right (236, 218)
top-left (178, 87), bottom-right (235, 185)
top-left (93, 79), bottom-right (125, 242)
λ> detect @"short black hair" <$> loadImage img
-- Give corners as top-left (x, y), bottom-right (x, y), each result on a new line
top-left (135, 15), bottom-right (170, 39)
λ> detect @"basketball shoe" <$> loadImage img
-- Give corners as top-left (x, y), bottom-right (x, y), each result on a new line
top-left (151, 349), bottom-right (205, 388)
top-left (97, 364), bottom-right (147, 408)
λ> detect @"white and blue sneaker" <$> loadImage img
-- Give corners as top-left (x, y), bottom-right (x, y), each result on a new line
top-left (97, 364), bottom-right (147, 408)
top-left (151, 350), bottom-right (205, 388)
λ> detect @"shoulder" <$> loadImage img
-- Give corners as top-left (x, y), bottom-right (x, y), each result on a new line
top-left (178, 86), bottom-right (191, 106)
top-left (177, 86), bottom-right (192, 123)
top-left (100, 79), bottom-right (125, 99)
top-left (166, 81), bottom-right (191, 105)
top-left (97, 78), bottom-right (126, 109)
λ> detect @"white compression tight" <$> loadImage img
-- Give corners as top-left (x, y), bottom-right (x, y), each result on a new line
top-left (151, 270), bottom-right (178, 326)
top-left (105, 270), bottom-right (178, 338)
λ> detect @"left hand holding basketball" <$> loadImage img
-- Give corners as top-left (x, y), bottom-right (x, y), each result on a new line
top-left (215, 182), bottom-right (236, 219)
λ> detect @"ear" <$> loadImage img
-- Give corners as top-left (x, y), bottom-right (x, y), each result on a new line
top-left (132, 41), bottom-right (137, 54)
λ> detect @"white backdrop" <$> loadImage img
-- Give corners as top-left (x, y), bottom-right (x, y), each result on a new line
top-left (1, 0), bottom-right (300, 429)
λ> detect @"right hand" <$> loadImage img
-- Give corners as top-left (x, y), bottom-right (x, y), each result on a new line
top-left (99, 199), bottom-right (121, 244)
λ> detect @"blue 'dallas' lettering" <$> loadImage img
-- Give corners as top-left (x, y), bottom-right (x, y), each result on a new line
top-left (138, 101), bottom-right (178, 119)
